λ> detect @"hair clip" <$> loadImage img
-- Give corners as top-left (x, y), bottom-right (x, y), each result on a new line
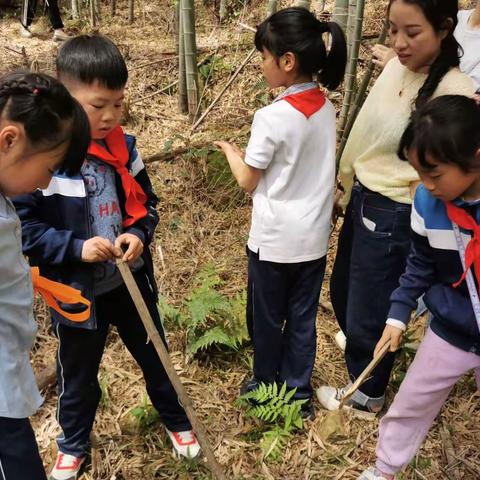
top-left (32, 88), bottom-right (40, 95)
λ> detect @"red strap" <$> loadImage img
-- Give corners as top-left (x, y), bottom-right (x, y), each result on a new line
top-left (282, 88), bottom-right (326, 119)
top-left (445, 202), bottom-right (480, 289)
top-left (87, 126), bottom-right (147, 227)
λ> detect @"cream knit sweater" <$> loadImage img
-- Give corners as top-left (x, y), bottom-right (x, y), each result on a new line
top-left (339, 57), bottom-right (475, 207)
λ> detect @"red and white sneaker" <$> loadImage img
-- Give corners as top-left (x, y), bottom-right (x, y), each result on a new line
top-left (166, 429), bottom-right (201, 459)
top-left (49, 452), bottom-right (85, 480)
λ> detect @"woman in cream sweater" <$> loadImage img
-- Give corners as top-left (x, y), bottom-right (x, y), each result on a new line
top-left (317, 0), bottom-right (475, 414)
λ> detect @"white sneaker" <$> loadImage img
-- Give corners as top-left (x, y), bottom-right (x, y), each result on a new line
top-left (335, 330), bottom-right (347, 351)
top-left (53, 29), bottom-right (70, 42)
top-left (49, 452), bottom-right (85, 480)
top-left (166, 429), bottom-right (201, 459)
top-left (358, 467), bottom-right (395, 480)
top-left (20, 25), bottom-right (33, 38)
top-left (316, 385), bottom-right (382, 419)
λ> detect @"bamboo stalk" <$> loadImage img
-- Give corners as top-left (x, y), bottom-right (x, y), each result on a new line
top-left (336, 21), bottom-right (388, 168)
top-left (181, 0), bottom-right (200, 121)
top-left (178, 0), bottom-right (188, 113)
top-left (267, 0), bottom-right (277, 17)
top-left (337, 0), bottom-right (365, 139)
top-left (111, 0), bottom-right (116, 16)
top-left (89, 0), bottom-right (96, 27)
top-left (219, 0), bottom-right (227, 23)
top-left (332, 0), bottom-right (349, 32)
top-left (116, 261), bottom-right (227, 480)
top-left (346, 0), bottom-right (357, 57)
top-left (71, 0), bottom-right (79, 19)
top-left (128, 0), bottom-right (134, 24)
top-left (297, 0), bottom-right (311, 9)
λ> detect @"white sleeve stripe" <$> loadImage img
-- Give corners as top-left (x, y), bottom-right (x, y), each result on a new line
top-left (386, 319), bottom-right (407, 331)
top-left (131, 152), bottom-right (145, 177)
top-left (42, 177), bottom-right (86, 197)
top-left (411, 203), bottom-right (427, 237)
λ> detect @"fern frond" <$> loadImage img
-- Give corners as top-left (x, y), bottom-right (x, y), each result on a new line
top-left (260, 427), bottom-right (290, 461)
top-left (187, 326), bottom-right (235, 355)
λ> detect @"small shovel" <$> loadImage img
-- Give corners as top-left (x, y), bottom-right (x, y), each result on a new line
top-left (318, 340), bottom-right (392, 440)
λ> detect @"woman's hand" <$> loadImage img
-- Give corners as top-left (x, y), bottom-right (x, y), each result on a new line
top-left (372, 44), bottom-right (396, 69)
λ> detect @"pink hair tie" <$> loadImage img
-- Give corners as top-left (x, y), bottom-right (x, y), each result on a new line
top-left (32, 88), bottom-right (40, 95)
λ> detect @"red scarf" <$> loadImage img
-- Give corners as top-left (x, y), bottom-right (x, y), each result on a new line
top-left (446, 202), bottom-right (480, 289)
top-left (282, 88), bottom-right (326, 119)
top-left (87, 126), bottom-right (147, 228)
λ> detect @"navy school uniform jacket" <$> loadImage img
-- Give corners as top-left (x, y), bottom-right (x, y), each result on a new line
top-left (388, 184), bottom-right (480, 354)
top-left (13, 133), bottom-right (159, 330)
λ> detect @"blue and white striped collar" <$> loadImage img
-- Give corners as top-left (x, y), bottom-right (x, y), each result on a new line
top-left (274, 82), bottom-right (318, 103)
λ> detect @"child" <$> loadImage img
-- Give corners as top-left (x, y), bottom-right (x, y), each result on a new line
top-left (318, 0), bottom-right (476, 416)
top-left (0, 71), bottom-right (89, 480)
top-left (358, 95), bottom-right (480, 480)
top-left (20, 0), bottom-right (69, 42)
top-left (372, 1), bottom-right (480, 91)
top-left (13, 35), bottom-right (200, 480)
top-left (215, 7), bottom-right (347, 418)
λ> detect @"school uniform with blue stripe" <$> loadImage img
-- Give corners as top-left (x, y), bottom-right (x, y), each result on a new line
top-left (389, 184), bottom-right (480, 354)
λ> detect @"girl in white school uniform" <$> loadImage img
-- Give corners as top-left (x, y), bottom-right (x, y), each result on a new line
top-left (215, 7), bottom-right (347, 418)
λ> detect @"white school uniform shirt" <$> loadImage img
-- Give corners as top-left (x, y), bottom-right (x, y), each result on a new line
top-left (0, 194), bottom-right (43, 418)
top-left (244, 82), bottom-right (336, 263)
top-left (455, 9), bottom-right (480, 91)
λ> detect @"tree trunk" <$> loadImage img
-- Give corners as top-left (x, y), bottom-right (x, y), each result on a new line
top-left (71, 0), bottom-right (79, 19)
top-left (332, 0), bottom-right (349, 32)
top-left (178, 0), bottom-right (188, 113)
top-left (267, 0), bottom-right (277, 17)
top-left (128, 0), bottom-right (135, 24)
top-left (337, 0), bottom-right (365, 140)
top-left (297, 0), bottom-right (311, 9)
top-left (181, 0), bottom-right (200, 121)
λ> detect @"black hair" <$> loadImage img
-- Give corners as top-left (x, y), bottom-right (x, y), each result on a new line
top-left (56, 35), bottom-right (128, 90)
top-left (398, 95), bottom-right (480, 172)
top-left (255, 7), bottom-right (347, 90)
top-left (0, 72), bottom-right (90, 176)
top-left (388, 0), bottom-right (461, 109)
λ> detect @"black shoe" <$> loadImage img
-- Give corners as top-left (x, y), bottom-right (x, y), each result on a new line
top-left (299, 398), bottom-right (315, 420)
top-left (239, 377), bottom-right (260, 396)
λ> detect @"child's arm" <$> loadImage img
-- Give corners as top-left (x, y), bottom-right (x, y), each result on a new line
top-left (375, 188), bottom-right (437, 354)
top-left (115, 147), bottom-right (159, 262)
top-left (214, 141), bottom-right (263, 193)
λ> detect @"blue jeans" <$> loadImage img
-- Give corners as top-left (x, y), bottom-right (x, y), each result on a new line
top-left (247, 249), bottom-right (326, 400)
top-left (330, 183), bottom-right (411, 398)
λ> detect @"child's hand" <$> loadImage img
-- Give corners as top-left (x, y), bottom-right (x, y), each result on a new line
top-left (374, 324), bottom-right (404, 356)
top-left (81, 236), bottom-right (121, 263)
top-left (214, 141), bottom-right (243, 157)
top-left (372, 44), bottom-right (396, 69)
top-left (115, 233), bottom-right (144, 263)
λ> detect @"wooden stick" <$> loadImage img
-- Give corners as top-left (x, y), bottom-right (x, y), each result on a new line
top-left (191, 47), bottom-right (256, 131)
top-left (116, 261), bottom-right (227, 480)
top-left (339, 340), bottom-right (391, 407)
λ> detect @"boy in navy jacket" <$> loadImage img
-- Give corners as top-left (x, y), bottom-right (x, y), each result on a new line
top-left (14, 35), bottom-right (200, 480)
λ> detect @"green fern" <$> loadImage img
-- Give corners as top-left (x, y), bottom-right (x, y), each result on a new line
top-left (260, 427), bottom-right (290, 461)
top-left (158, 295), bottom-right (182, 327)
top-left (187, 326), bottom-right (236, 355)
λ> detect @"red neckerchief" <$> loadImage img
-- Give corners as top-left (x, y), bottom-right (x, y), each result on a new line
top-left (87, 125), bottom-right (147, 228)
top-left (282, 88), bottom-right (326, 119)
top-left (445, 202), bottom-right (480, 289)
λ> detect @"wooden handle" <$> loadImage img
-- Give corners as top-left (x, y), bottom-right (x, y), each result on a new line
top-left (339, 340), bottom-right (392, 408)
top-left (116, 261), bottom-right (226, 480)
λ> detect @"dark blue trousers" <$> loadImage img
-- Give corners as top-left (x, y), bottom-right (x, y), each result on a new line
top-left (247, 250), bottom-right (326, 400)
top-left (330, 183), bottom-right (411, 398)
top-left (0, 417), bottom-right (46, 480)
top-left (55, 270), bottom-right (191, 458)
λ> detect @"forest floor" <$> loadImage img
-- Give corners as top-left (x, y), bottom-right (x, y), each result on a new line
top-left (0, 0), bottom-right (479, 478)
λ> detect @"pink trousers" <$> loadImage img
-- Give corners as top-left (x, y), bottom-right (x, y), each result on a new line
top-left (376, 328), bottom-right (480, 475)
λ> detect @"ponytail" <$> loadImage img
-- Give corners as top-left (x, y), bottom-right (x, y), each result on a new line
top-left (255, 7), bottom-right (347, 91)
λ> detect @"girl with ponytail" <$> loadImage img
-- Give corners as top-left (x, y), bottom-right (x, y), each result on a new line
top-left (318, 0), bottom-right (476, 416)
top-left (215, 7), bottom-right (347, 417)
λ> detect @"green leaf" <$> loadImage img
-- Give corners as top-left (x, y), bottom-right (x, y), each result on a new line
top-left (187, 326), bottom-right (235, 355)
